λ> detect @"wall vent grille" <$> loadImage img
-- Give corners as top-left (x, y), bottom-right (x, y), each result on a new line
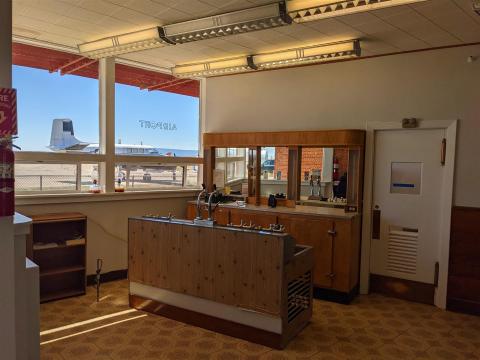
top-left (287, 271), bottom-right (311, 323)
top-left (387, 228), bottom-right (418, 275)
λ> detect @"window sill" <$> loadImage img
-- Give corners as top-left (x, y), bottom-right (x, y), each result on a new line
top-left (15, 189), bottom-right (201, 206)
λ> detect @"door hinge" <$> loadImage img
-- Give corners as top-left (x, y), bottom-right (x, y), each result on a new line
top-left (434, 261), bottom-right (439, 287)
top-left (441, 138), bottom-right (446, 166)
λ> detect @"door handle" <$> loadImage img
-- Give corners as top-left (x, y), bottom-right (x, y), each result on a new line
top-left (372, 206), bottom-right (381, 240)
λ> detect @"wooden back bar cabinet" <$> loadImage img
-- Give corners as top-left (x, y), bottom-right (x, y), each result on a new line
top-left (198, 129), bottom-right (365, 303)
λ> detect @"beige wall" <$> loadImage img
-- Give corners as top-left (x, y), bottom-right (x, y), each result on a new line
top-left (205, 44), bottom-right (480, 207)
top-left (16, 195), bottom-right (195, 275)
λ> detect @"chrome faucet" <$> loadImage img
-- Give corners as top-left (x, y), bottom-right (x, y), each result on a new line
top-left (207, 187), bottom-right (218, 221)
top-left (196, 184), bottom-right (206, 220)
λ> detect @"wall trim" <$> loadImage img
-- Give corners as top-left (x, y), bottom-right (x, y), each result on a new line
top-left (360, 120), bottom-right (457, 309)
top-left (87, 269), bottom-right (127, 285)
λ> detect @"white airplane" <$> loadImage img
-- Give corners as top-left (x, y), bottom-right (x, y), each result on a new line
top-left (49, 118), bottom-right (174, 156)
top-left (48, 118), bottom-right (180, 182)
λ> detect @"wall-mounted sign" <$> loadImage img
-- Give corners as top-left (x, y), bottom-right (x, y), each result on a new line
top-left (139, 120), bottom-right (177, 131)
top-left (0, 88), bottom-right (17, 136)
top-left (390, 162), bottom-right (422, 195)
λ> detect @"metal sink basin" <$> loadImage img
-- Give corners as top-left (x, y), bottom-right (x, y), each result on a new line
top-left (193, 218), bottom-right (216, 227)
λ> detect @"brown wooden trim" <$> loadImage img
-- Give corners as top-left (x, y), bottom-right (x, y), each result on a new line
top-left (210, 42), bottom-right (480, 79)
top-left (28, 212), bottom-right (86, 223)
top-left (255, 146), bottom-right (261, 206)
top-left (447, 297), bottom-right (480, 317)
top-left (287, 147), bottom-right (301, 201)
top-left (447, 206), bottom-right (480, 316)
top-left (129, 294), bottom-right (285, 349)
top-left (203, 130), bottom-right (365, 148)
top-left (369, 274), bottom-right (434, 305)
top-left (203, 147), bottom-right (215, 192)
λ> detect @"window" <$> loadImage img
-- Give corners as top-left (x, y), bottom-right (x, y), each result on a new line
top-left (12, 65), bottom-right (99, 152)
top-left (12, 54), bottom-right (202, 195)
top-left (115, 83), bottom-right (199, 157)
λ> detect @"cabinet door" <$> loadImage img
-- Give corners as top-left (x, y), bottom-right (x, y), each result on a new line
top-left (332, 219), bottom-right (356, 292)
top-left (229, 209), bottom-right (277, 228)
top-left (278, 215), bottom-right (334, 288)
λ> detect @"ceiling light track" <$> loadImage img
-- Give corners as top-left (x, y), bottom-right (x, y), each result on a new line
top-left (172, 40), bottom-right (361, 78)
top-left (287, 0), bottom-right (428, 22)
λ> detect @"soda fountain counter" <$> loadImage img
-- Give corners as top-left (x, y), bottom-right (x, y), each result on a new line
top-left (128, 216), bottom-right (313, 349)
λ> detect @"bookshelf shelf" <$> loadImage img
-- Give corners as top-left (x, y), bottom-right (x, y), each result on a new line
top-left (27, 212), bottom-right (87, 303)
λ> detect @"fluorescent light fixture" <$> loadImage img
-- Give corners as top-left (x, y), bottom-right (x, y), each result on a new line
top-left (164, 2), bottom-right (292, 44)
top-left (173, 56), bottom-right (254, 78)
top-left (252, 39), bottom-right (361, 69)
top-left (173, 40), bottom-right (360, 78)
top-left (78, 27), bottom-right (174, 59)
top-left (287, 0), bottom-right (427, 23)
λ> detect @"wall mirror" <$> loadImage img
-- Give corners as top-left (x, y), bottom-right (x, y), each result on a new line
top-left (203, 130), bottom-right (365, 212)
top-left (299, 147), bottom-right (349, 208)
top-left (260, 147), bottom-right (289, 199)
top-left (214, 147), bottom-right (248, 195)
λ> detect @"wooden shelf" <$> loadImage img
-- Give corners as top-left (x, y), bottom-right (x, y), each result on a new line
top-left (40, 265), bottom-right (85, 277)
top-left (41, 288), bottom-right (86, 303)
top-left (29, 212), bottom-right (86, 224)
top-left (28, 212), bottom-right (87, 303)
top-left (33, 243), bottom-right (85, 252)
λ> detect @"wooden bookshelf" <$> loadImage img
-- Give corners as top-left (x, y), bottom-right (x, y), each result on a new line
top-left (27, 212), bottom-right (87, 303)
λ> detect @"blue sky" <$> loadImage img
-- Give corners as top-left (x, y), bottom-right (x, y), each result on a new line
top-left (12, 65), bottom-right (199, 152)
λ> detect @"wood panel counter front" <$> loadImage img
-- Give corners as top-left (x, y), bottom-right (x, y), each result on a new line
top-left (187, 202), bottom-right (361, 303)
top-left (128, 217), bottom-right (314, 349)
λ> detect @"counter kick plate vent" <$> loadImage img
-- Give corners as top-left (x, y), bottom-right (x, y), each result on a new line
top-left (287, 271), bottom-right (311, 323)
top-left (387, 228), bottom-right (418, 275)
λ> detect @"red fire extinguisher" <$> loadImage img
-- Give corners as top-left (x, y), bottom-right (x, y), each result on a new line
top-left (333, 157), bottom-right (340, 182)
top-left (0, 139), bottom-right (14, 217)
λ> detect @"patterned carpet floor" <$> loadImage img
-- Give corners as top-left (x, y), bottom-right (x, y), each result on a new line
top-left (40, 280), bottom-right (480, 360)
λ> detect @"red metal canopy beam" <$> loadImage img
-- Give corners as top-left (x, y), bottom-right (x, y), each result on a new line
top-left (12, 43), bottom-right (199, 97)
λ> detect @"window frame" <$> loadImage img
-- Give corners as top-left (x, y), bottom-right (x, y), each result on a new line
top-left (14, 58), bottom-right (203, 197)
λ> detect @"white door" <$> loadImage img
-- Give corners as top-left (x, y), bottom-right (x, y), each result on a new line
top-left (370, 129), bottom-right (445, 284)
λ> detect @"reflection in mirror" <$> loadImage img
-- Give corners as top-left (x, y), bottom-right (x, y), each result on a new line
top-left (260, 147), bottom-right (288, 198)
top-left (300, 148), bottom-right (349, 207)
top-left (215, 148), bottom-right (248, 195)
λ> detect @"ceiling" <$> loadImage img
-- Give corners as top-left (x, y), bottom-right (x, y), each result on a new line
top-left (12, 0), bottom-right (480, 70)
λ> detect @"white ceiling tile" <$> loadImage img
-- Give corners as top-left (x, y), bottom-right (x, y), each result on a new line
top-left (11, 0), bottom-right (479, 69)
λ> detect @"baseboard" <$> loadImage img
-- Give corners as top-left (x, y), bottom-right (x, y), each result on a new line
top-left (447, 297), bottom-right (480, 316)
top-left (370, 274), bottom-right (434, 305)
top-left (313, 285), bottom-right (359, 304)
top-left (129, 294), bottom-right (285, 349)
top-left (86, 269), bottom-right (128, 286)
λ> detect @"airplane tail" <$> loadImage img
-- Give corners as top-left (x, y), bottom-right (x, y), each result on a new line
top-left (49, 119), bottom-right (88, 151)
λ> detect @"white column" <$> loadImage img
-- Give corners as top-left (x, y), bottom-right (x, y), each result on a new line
top-left (0, 1), bottom-right (16, 359)
top-left (99, 57), bottom-right (115, 193)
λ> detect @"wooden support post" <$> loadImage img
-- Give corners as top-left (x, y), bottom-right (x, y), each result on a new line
top-left (203, 147), bottom-right (215, 192)
top-left (287, 146), bottom-right (302, 201)
top-left (255, 146), bottom-right (261, 206)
